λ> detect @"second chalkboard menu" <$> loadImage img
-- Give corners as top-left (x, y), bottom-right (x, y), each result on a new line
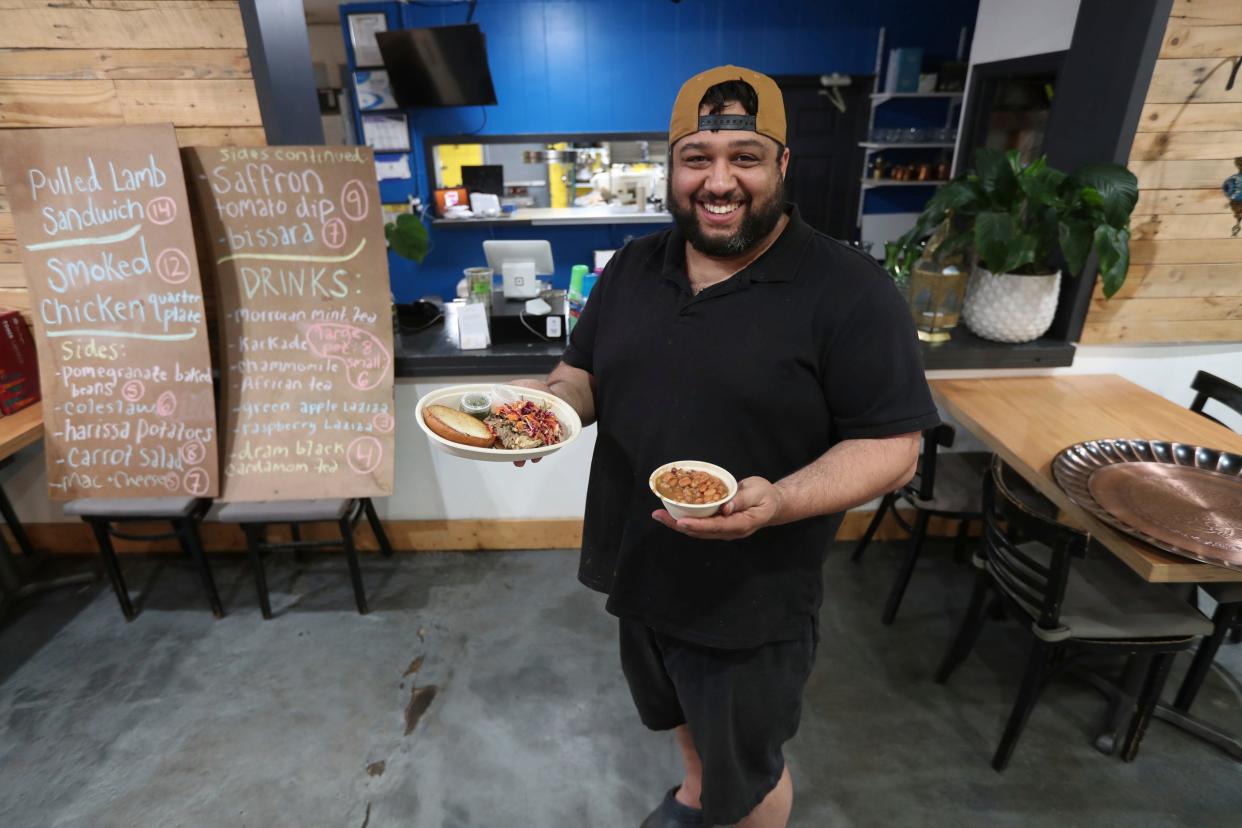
top-left (185, 146), bottom-right (395, 501)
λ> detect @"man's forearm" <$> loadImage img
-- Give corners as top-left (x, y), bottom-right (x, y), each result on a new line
top-left (546, 361), bottom-right (597, 426)
top-left (771, 434), bottom-right (920, 525)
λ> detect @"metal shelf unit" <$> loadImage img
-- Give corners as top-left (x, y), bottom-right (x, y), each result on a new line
top-left (859, 141), bottom-right (956, 149)
top-left (855, 26), bottom-right (967, 242)
top-left (861, 179), bottom-right (946, 189)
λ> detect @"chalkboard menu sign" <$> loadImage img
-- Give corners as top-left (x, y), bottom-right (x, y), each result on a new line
top-left (0, 125), bottom-right (219, 500)
top-left (185, 146), bottom-right (394, 501)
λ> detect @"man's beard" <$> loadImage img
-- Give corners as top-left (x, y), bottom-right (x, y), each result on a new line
top-left (668, 176), bottom-right (786, 257)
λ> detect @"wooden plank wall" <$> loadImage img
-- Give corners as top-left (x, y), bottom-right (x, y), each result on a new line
top-left (1082, 0), bottom-right (1242, 344)
top-left (0, 0), bottom-right (266, 327)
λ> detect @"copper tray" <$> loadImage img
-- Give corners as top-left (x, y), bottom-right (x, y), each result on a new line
top-left (1052, 439), bottom-right (1242, 571)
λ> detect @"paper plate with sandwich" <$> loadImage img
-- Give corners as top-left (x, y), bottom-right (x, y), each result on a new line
top-left (415, 383), bottom-right (582, 461)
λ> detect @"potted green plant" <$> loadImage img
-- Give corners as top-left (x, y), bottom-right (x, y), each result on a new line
top-left (885, 148), bottom-right (1138, 343)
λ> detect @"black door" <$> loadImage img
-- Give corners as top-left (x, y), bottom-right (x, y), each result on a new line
top-left (774, 75), bottom-right (871, 241)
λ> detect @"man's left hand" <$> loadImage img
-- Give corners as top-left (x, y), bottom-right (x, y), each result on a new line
top-left (652, 476), bottom-right (783, 541)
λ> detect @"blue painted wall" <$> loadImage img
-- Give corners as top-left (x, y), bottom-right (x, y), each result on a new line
top-left (340, 0), bottom-right (978, 300)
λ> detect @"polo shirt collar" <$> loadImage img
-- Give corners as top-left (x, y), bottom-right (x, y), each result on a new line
top-left (655, 203), bottom-right (813, 292)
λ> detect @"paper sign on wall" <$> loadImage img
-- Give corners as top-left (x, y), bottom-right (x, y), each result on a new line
top-left (184, 145), bottom-right (394, 501)
top-left (0, 125), bottom-right (219, 500)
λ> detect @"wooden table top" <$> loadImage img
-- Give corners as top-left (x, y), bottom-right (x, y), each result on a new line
top-left (931, 374), bottom-right (1242, 584)
top-left (0, 404), bottom-right (43, 462)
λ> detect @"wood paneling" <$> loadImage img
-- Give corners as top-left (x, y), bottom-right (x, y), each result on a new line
top-left (1132, 213), bottom-right (1242, 239)
top-left (1087, 0), bottom-right (1242, 342)
top-left (1130, 130), bottom-right (1242, 160)
top-left (0, 79), bottom-right (261, 127)
top-left (0, 1), bottom-right (264, 331)
top-left (1094, 263), bottom-right (1242, 299)
top-left (1087, 296), bottom-right (1242, 322)
top-left (1134, 187), bottom-right (1227, 214)
top-left (1146, 58), bottom-right (1242, 103)
top-left (115, 79), bottom-right (261, 126)
top-left (175, 127), bottom-right (266, 146)
top-left (1, 1), bottom-right (247, 49)
top-left (1081, 319), bottom-right (1242, 343)
top-left (1083, 1), bottom-right (1242, 344)
top-left (1130, 158), bottom-right (1236, 189)
top-left (1138, 102), bottom-right (1242, 132)
top-left (0, 288), bottom-right (32, 314)
top-left (0, 48), bottom-right (251, 80)
top-left (1161, 24), bottom-right (1242, 58)
top-left (0, 79), bottom-right (122, 126)
top-left (0, 262), bottom-right (26, 288)
top-left (1169, 0), bottom-right (1242, 27)
top-left (1130, 238), bottom-right (1242, 264)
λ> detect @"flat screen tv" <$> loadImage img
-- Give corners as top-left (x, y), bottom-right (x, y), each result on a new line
top-left (376, 24), bottom-right (498, 108)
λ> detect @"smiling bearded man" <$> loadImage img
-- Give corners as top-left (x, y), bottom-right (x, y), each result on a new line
top-left (512, 65), bottom-right (940, 827)
top-left (666, 81), bottom-right (788, 259)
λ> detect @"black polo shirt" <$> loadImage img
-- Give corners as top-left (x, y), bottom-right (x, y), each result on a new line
top-left (562, 205), bottom-right (939, 648)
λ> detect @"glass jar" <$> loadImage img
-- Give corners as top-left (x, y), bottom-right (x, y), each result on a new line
top-left (908, 263), bottom-right (967, 343)
top-left (906, 218), bottom-right (968, 343)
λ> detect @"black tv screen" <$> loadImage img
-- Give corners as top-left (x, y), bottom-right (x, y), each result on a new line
top-left (376, 24), bottom-right (498, 108)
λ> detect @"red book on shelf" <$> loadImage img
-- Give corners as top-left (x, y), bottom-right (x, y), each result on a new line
top-left (0, 310), bottom-right (40, 415)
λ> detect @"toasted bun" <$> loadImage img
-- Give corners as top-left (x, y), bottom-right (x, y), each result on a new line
top-left (423, 404), bottom-right (496, 448)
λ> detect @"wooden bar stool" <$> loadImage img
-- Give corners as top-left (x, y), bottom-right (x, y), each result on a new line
top-left (63, 497), bottom-right (221, 622)
top-left (214, 498), bottom-right (394, 619)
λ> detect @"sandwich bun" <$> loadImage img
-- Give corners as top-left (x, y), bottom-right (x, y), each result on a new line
top-left (422, 404), bottom-right (496, 448)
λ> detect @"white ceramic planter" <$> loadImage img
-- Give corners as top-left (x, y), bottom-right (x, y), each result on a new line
top-left (962, 266), bottom-right (1062, 343)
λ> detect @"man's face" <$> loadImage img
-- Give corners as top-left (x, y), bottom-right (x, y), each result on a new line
top-left (668, 101), bottom-right (790, 257)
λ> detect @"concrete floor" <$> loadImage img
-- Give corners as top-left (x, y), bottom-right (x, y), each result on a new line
top-left (1, 542), bottom-right (1240, 828)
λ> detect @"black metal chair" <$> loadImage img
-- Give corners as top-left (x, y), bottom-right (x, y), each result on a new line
top-left (1188, 370), bottom-right (1242, 644)
top-left (1174, 582), bottom-right (1242, 713)
top-left (1189, 370), bottom-right (1242, 431)
top-left (63, 497), bottom-right (222, 622)
top-left (851, 423), bottom-right (990, 624)
top-left (1155, 582), bottom-right (1242, 760)
top-left (935, 457), bottom-right (1212, 770)
top-left (214, 498), bottom-right (394, 619)
top-left (0, 460), bottom-right (98, 618)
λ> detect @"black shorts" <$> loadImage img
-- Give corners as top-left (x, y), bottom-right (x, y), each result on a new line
top-left (618, 617), bottom-right (818, 826)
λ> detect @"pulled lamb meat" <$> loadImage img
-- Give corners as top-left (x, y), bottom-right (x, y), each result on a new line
top-left (485, 400), bottom-right (562, 450)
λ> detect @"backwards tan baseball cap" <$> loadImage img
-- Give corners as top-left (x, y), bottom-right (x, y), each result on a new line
top-left (668, 65), bottom-right (786, 148)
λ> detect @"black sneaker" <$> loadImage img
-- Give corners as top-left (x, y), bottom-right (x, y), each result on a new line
top-left (639, 786), bottom-right (704, 827)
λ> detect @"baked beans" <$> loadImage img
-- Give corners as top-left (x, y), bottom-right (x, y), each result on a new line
top-left (655, 467), bottom-right (729, 505)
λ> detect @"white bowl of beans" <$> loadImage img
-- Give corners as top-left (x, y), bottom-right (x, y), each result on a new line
top-left (649, 460), bottom-right (738, 520)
